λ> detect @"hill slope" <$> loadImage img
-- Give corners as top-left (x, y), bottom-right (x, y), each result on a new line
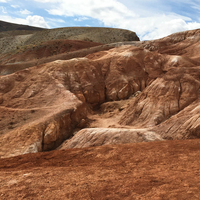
top-left (0, 26), bottom-right (139, 55)
top-left (0, 20), bottom-right (44, 33)
top-left (24, 27), bottom-right (140, 44)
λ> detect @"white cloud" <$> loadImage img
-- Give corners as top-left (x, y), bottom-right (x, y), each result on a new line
top-left (0, 15), bottom-right (49, 28)
top-left (1, 6), bottom-right (7, 14)
top-left (191, 3), bottom-right (200, 12)
top-left (20, 9), bottom-right (32, 15)
top-left (46, 17), bottom-right (65, 27)
top-left (140, 18), bottom-right (200, 40)
top-left (26, 15), bottom-right (49, 28)
top-left (0, 15), bottom-right (25, 24)
top-left (31, 0), bottom-right (200, 40)
top-left (47, 18), bottom-right (65, 23)
top-left (74, 17), bottom-right (88, 22)
top-left (11, 5), bottom-right (20, 8)
top-left (0, 0), bottom-right (9, 2)
top-left (44, 0), bottom-right (135, 22)
top-left (34, 0), bottom-right (58, 2)
top-left (120, 14), bottom-right (200, 40)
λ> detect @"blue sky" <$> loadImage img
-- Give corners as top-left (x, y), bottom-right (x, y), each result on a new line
top-left (0, 0), bottom-right (200, 40)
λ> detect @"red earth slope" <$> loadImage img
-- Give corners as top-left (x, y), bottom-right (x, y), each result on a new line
top-left (0, 39), bottom-right (102, 64)
top-left (0, 140), bottom-right (200, 200)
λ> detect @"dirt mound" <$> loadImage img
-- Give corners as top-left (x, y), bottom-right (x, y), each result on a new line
top-left (0, 44), bottom-right (148, 157)
top-left (1, 139), bottom-right (200, 199)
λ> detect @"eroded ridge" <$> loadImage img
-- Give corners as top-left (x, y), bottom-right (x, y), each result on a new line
top-left (1, 29), bottom-right (200, 157)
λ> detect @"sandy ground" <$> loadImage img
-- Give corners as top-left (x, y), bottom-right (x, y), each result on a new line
top-left (86, 99), bottom-right (135, 129)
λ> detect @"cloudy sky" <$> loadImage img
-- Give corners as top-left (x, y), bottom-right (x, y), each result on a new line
top-left (0, 0), bottom-right (200, 40)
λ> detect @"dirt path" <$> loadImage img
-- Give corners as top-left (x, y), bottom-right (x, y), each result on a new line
top-left (87, 99), bottom-right (136, 129)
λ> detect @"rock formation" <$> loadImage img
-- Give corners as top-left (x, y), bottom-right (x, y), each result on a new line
top-left (59, 128), bottom-right (163, 149)
top-left (0, 45), bottom-right (151, 157)
top-left (1, 23), bottom-right (200, 199)
top-left (1, 27), bottom-right (200, 158)
top-left (119, 29), bottom-right (200, 140)
top-left (0, 64), bottom-right (88, 158)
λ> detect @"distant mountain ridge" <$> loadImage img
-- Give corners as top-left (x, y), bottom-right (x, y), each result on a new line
top-left (0, 20), bottom-right (45, 32)
top-left (0, 21), bottom-right (140, 55)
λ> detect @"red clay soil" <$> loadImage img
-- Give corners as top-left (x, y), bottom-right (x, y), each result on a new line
top-left (1, 139), bottom-right (200, 200)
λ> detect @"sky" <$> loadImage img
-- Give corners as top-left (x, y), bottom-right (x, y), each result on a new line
top-left (0, 0), bottom-right (200, 40)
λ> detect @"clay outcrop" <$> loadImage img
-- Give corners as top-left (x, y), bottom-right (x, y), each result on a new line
top-left (1, 28), bottom-right (200, 159)
top-left (0, 64), bottom-right (88, 158)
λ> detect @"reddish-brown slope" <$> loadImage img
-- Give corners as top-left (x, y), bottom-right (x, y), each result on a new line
top-left (0, 39), bottom-right (102, 64)
top-left (0, 42), bottom-right (114, 75)
top-left (138, 29), bottom-right (200, 58)
top-left (0, 63), bottom-right (88, 158)
top-left (0, 140), bottom-right (200, 199)
top-left (117, 29), bottom-right (200, 139)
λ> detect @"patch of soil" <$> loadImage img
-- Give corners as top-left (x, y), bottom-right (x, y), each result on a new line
top-left (0, 139), bottom-right (200, 199)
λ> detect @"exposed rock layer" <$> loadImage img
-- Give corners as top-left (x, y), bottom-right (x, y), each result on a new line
top-left (59, 128), bottom-right (163, 149)
top-left (1, 28), bottom-right (200, 157)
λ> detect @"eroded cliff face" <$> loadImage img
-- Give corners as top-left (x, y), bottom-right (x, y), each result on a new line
top-left (1, 29), bottom-right (200, 157)
top-left (119, 29), bottom-right (200, 138)
top-left (0, 65), bottom-right (88, 158)
top-left (0, 46), bottom-right (151, 157)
